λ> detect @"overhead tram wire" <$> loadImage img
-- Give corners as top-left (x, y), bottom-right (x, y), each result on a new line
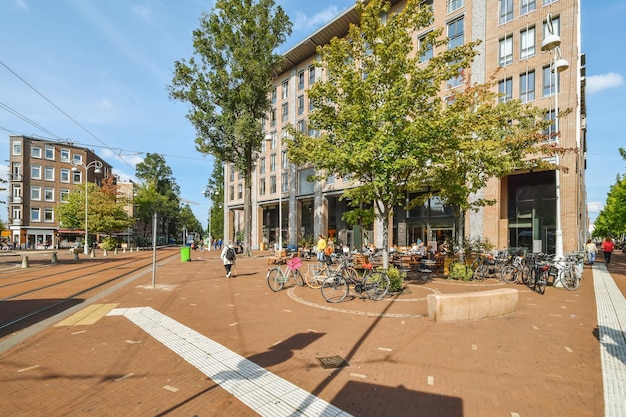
top-left (0, 59), bottom-right (134, 170)
top-left (0, 101), bottom-right (64, 140)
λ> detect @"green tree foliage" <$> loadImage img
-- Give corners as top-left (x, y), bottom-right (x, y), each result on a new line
top-left (204, 157), bottom-right (225, 240)
top-left (168, 0), bottom-right (292, 256)
top-left (134, 153), bottom-right (181, 239)
top-left (288, 0), bottom-right (555, 266)
top-left (178, 204), bottom-right (203, 237)
top-left (593, 148), bottom-right (626, 238)
top-left (56, 178), bottom-right (134, 238)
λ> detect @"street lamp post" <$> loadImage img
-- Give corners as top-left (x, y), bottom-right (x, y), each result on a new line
top-left (265, 133), bottom-right (283, 251)
top-left (542, 13), bottom-right (569, 259)
top-left (71, 160), bottom-right (103, 255)
top-left (201, 187), bottom-right (215, 250)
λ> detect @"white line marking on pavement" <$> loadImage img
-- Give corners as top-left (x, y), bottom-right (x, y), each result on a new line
top-left (107, 306), bottom-right (351, 417)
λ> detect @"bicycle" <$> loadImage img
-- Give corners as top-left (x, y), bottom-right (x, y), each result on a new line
top-left (549, 254), bottom-right (583, 291)
top-left (267, 257), bottom-right (305, 291)
top-left (320, 262), bottom-right (390, 303)
top-left (304, 254), bottom-right (358, 289)
top-left (501, 255), bottom-right (532, 285)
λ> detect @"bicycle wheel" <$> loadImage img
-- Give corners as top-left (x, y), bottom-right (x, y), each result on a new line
top-left (500, 265), bottom-right (518, 284)
top-left (321, 275), bottom-right (349, 303)
top-left (364, 270), bottom-right (390, 300)
top-left (473, 262), bottom-right (488, 280)
top-left (305, 266), bottom-right (325, 289)
top-left (535, 270), bottom-right (547, 294)
top-left (520, 264), bottom-right (532, 285)
top-left (343, 267), bottom-right (359, 282)
top-left (267, 268), bottom-right (284, 292)
top-left (561, 267), bottom-right (580, 291)
top-left (292, 269), bottom-right (305, 286)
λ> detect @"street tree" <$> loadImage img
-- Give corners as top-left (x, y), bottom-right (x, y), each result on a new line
top-left (593, 148), bottom-right (626, 238)
top-left (168, 0), bottom-right (292, 256)
top-left (179, 204), bottom-right (204, 237)
top-left (288, 0), bottom-right (556, 267)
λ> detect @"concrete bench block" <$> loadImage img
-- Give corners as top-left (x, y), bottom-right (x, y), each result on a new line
top-left (427, 288), bottom-right (518, 321)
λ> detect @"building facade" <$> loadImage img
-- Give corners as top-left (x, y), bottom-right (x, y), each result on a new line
top-left (223, 0), bottom-right (586, 255)
top-left (7, 135), bottom-right (112, 249)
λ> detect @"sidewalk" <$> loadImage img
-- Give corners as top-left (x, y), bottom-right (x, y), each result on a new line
top-left (0, 248), bottom-right (624, 416)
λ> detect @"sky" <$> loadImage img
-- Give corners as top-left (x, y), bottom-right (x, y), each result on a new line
top-left (0, 0), bottom-right (624, 233)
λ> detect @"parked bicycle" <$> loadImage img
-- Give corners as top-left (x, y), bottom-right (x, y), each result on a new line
top-left (320, 263), bottom-right (390, 303)
top-left (267, 257), bottom-right (305, 291)
top-left (304, 254), bottom-right (358, 289)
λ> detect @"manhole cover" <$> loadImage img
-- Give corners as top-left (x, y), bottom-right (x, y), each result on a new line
top-left (317, 355), bottom-right (350, 369)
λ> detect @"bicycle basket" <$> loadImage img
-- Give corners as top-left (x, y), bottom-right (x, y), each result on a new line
top-left (287, 257), bottom-right (302, 271)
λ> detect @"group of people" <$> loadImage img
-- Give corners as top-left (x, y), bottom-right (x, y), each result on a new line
top-left (585, 236), bottom-right (618, 266)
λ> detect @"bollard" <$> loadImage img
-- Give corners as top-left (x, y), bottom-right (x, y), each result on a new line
top-left (90, 249), bottom-right (95, 258)
top-left (123, 247), bottom-right (126, 254)
top-left (114, 247), bottom-right (118, 255)
top-left (103, 249), bottom-right (108, 257)
top-left (51, 252), bottom-right (58, 264)
top-left (21, 256), bottom-right (29, 269)
top-left (73, 252), bottom-right (79, 261)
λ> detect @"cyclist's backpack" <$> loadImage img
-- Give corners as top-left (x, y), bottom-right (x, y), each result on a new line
top-left (225, 247), bottom-right (235, 261)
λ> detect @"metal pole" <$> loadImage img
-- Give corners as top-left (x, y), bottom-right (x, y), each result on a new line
top-left (152, 212), bottom-right (157, 287)
top-left (554, 47), bottom-right (563, 259)
top-left (84, 175), bottom-right (89, 255)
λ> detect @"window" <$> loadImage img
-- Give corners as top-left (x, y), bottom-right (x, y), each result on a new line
top-left (309, 97), bottom-right (315, 111)
top-left (297, 119), bottom-right (306, 134)
top-left (31, 208), bottom-right (41, 222)
top-left (229, 166), bottom-right (235, 181)
top-left (259, 178), bottom-right (266, 196)
top-left (60, 189), bottom-right (70, 202)
top-left (281, 172), bottom-right (288, 193)
top-left (12, 162), bottom-right (22, 181)
top-left (447, 0), bottom-right (463, 13)
top-left (44, 166), bottom-right (54, 181)
top-left (281, 103), bottom-right (289, 123)
top-left (12, 140), bottom-right (21, 155)
top-left (31, 147), bottom-right (42, 158)
top-left (327, 174), bottom-right (335, 185)
top-left (267, 132), bottom-right (276, 149)
top-left (308, 65), bottom-right (316, 85)
top-left (270, 154), bottom-right (276, 172)
top-left (73, 170), bottom-right (82, 184)
top-left (543, 16), bottom-right (560, 41)
top-left (281, 80), bottom-right (289, 99)
top-left (31, 185), bottom-right (42, 201)
top-left (270, 176), bottom-right (277, 194)
top-left (229, 186), bottom-right (234, 201)
top-left (520, 26), bottom-right (535, 60)
top-left (271, 87), bottom-right (277, 104)
top-left (498, 78), bottom-right (513, 103)
top-left (543, 0), bottom-right (556, 5)
top-left (499, 34), bottom-right (513, 66)
top-left (72, 154), bottom-right (82, 164)
top-left (499, 0), bottom-right (513, 24)
top-left (298, 70), bottom-right (305, 90)
top-left (45, 146), bottom-right (55, 160)
top-left (448, 17), bottom-right (464, 49)
top-left (270, 108), bottom-right (276, 127)
top-left (297, 95), bottom-right (305, 115)
top-left (418, 33), bottom-right (433, 63)
top-left (520, 70), bottom-right (536, 103)
top-left (12, 207), bottom-right (21, 221)
top-left (542, 65), bottom-right (558, 97)
top-left (60, 168), bottom-right (70, 183)
top-left (44, 187), bottom-right (55, 202)
top-left (259, 157), bottom-right (266, 174)
top-left (31, 164), bottom-right (42, 180)
top-left (237, 184), bottom-right (243, 199)
top-left (520, 0), bottom-right (536, 15)
top-left (281, 150), bottom-right (288, 170)
top-left (60, 148), bottom-right (70, 162)
top-left (543, 109), bottom-right (556, 140)
top-left (44, 208), bottom-right (54, 222)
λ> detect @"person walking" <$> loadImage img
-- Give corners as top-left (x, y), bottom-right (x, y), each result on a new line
top-left (601, 236), bottom-right (615, 266)
top-left (220, 242), bottom-right (237, 278)
top-left (316, 235), bottom-right (327, 263)
top-left (585, 239), bottom-right (597, 265)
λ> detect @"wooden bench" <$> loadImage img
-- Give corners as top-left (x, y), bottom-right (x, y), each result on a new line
top-left (427, 288), bottom-right (518, 321)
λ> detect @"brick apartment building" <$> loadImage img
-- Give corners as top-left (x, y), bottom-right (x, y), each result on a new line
top-left (7, 135), bottom-right (112, 249)
top-left (223, 0), bottom-right (586, 254)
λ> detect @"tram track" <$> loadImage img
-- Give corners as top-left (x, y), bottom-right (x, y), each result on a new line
top-left (0, 248), bottom-right (179, 340)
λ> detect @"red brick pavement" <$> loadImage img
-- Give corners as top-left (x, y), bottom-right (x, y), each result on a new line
top-left (1, 247), bottom-right (624, 417)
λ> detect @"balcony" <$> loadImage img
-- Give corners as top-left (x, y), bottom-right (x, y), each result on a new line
top-left (10, 174), bottom-right (23, 182)
top-left (11, 218), bottom-right (23, 226)
top-left (8, 196), bottom-right (22, 204)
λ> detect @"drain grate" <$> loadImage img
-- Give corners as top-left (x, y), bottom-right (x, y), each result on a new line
top-left (317, 355), bottom-right (350, 369)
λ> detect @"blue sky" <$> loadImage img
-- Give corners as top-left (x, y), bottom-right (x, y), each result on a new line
top-left (1, 0), bottom-right (623, 233)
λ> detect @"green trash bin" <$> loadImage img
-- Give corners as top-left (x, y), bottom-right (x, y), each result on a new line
top-left (181, 246), bottom-right (191, 262)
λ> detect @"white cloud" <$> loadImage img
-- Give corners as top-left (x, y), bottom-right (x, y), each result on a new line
top-left (292, 6), bottom-right (343, 33)
top-left (586, 72), bottom-right (625, 95)
top-left (132, 5), bottom-right (152, 22)
top-left (587, 201), bottom-right (603, 214)
top-left (13, 0), bottom-right (28, 10)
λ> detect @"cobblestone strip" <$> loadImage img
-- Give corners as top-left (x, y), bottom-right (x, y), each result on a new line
top-left (592, 265), bottom-right (626, 416)
top-left (107, 306), bottom-right (352, 417)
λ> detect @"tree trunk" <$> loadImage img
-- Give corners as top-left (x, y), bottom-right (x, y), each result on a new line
top-left (456, 208), bottom-right (466, 263)
top-left (243, 160), bottom-right (253, 257)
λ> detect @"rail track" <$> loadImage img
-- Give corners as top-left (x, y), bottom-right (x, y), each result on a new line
top-left (0, 248), bottom-right (179, 340)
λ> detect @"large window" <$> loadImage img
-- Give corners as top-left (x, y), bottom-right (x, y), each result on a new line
top-left (31, 147), bottom-right (42, 158)
top-left (31, 164), bottom-right (41, 180)
top-left (270, 154), bottom-right (276, 172)
top-left (44, 187), bottom-right (55, 202)
top-left (498, 78), bottom-right (513, 103)
top-left (447, 0), bottom-right (463, 13)
top-left (418, 33), bottom-right (433, 63)
top-left (44, 208), bottom-right (54, 222)
top-left (60, 189), bottom-right (70, 202)
top-left (297, 95), bottom-right (305, 115)
top-left (281, 150), bottom-right (288, 170)
top-left (520, 70), bottom-right (535, 103)
top-left (45, 146), bottom-right (54, 160)
top-left (281, 103), bottom-right (289, 123)
top-left (499, 0), bottom-right (514, 25)
top-left (447, 17), bottom-right (465, 88)
top-left (31, 207), bottom-right (41, 222)
top-left (44, 166), bottom-right (54, 181)
top-left (499, 35), bottom-right (513, 66)
top-left (259, 178), bottom-right (266, 196)
top-left (542, 65), bottom-right (558, 97)
top-left (270, 176), bottom-right (277, 194)
top-left (520, 0), bottom-right (536, 15)
top-left (12, 140), bottom-right (21, 155)
top-left (281, 80), bottom-right (289, 99)
top-left (259, 157), bottom-right (266, 174)
top-left (60, 168), bottom-right (70, 183)
top-left (271, 87), bottom-right (277, 104)
top-left (520, 26), bottom-right (535, 60)
top-left (60, 148), bottom-right (70, 162)
top-left (298, 70), bottom-right (305, 90)
top-left (31, 185), bottom-right (41, 201)
top-left (308, 65), bottom-right (316, 85)
top-left (281, 172), bottom-right (288, 193)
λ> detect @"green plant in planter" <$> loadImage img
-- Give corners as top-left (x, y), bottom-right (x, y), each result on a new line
top-left (448, 261), bottom-right (474, 281)
top-left (385, 265), bottom-right (405, 292)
